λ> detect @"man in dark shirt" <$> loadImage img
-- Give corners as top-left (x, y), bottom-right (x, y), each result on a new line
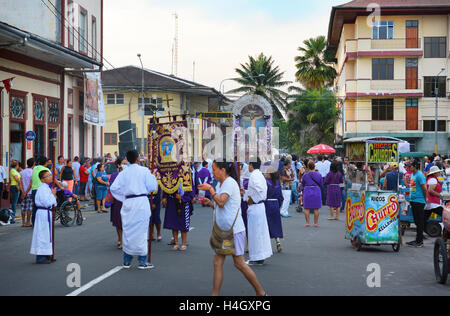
top-left (382, 163), bottom-right (403, 191)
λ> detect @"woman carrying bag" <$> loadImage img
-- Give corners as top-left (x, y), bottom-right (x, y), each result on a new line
top-left (198, 161), bottom-right (266, 297)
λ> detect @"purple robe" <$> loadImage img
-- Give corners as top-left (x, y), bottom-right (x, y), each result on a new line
top-left (301, 171), bottom-right (323, 210)
top-left (150, 187), bottom-right (162, 225)
top-left (264, 179), bottom-right (284, 239)
top-left (196, 167), bottom-right (212, 199)
top-left (109, 172), bottom-right (122, 228)
top-left (324, 171), bottom-right (343, 208)
top-left (163, 189), bottom-right (194, 232)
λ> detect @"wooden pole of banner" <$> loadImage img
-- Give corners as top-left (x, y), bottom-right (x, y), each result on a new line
top-left (148, 118), bottom-right (156, 264)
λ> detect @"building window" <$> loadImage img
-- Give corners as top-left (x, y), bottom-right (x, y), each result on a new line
top-left (68, 89), bottom-right (73, 108)
top-left (424, 37), bottom-right (447, 58)
top-left (373, 21), bottom-right (394, 39)
top-left (406, 98), bottom-right (418, 107)
top-left (372, 58), bottom-right (394, 80)
top-left (79, 7), bottom-right (88, 53)
top-left (67, 1), bottom-right (74, 48)
top-left (104, 133), bottom-right (118, 145)
top-left (33, 99), bottom-right (45, 122)
top-left (92, 16), bottom-right (97, 59)
top-left (424, 120), bottom-right (446, 132)
top-left (372, 99), bottom-right (394, 121)
top-left (11, 96), bottom-right (26, 120)
top-left (424, 77), bottom-right (446, 97)
top-left (48, 100), bottom-right (60, 124)
top-left (107, 94), bottom-right (125, 105)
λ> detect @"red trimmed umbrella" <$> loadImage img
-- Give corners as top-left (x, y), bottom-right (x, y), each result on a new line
top-left (307, 144), bottom-right (336, 155)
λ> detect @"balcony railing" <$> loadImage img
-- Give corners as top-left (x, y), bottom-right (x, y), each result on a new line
top-left (370, 79), bottom-right (422, 91)
top-left (345, 120), bottom-right (449, 134)
top-left (371, 38), bottom-right (422, 50)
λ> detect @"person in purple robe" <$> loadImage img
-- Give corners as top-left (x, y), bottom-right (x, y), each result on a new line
top-left (324, 161), bottom-right (344, 221)
top-left (197, 161), bottom-right (212, 201)
top-left (301, 160), bottom-right (323, 228)
top-left (263, 166), bottom-right (284, 253)
top-left (149, 186), bottom-right (162, 242)
top-left (109, 158), bottom-right (125, 249)
top-left (162, 186), bottom-right (195, 251)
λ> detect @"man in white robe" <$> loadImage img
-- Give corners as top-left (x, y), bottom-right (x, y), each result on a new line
top-left (243, 158), bottom-right (272, 265)
top-left (30, 170), bottom-right (57, 264)
top-left (110, 150), bottom-right (157, 270)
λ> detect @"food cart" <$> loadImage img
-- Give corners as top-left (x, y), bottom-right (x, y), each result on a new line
top-left (344, 137), bottom-right (402, 252)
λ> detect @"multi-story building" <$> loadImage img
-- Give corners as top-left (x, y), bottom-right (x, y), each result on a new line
top-left (102, 66), bottom-right (227, 157)
top-left (328, 0), bottom-right (450, 153)
top-left (0, 0), bottom-right (103, 167)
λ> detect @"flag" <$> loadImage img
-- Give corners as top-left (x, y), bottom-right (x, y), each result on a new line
top-left (2, 77), bottom-right (14, 94)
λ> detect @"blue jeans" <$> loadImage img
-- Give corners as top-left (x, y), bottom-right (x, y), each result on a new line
top-left (123, 252), bottom-right (148, 265)
top-left (10, 186), bottom-right (19, 222)
top-left (291, 181), bottom-right (299, 204)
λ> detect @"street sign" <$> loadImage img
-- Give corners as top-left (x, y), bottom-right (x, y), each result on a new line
top-left (196, 112), bottom-right (233, 120)
top-left (25, 131), bottom-right (36, 141)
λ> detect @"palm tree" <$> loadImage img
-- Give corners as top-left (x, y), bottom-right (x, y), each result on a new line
top-left (227, 53), bottom-right (291, 120)
top-left (295, 36), bottom-right (337, 90)
top-left (287, 88), bottom-right (341, 154)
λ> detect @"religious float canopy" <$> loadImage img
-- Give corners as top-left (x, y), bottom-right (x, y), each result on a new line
top-left (232, 95), bottom-right (274, 162)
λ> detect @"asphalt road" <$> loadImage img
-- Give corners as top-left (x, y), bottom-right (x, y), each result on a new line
top-left (0, 202), bottom-right (449, 296)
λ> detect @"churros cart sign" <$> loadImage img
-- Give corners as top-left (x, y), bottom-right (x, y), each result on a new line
top-left (346, 192), bottom-right (399, 243)
top-left (368, 143), bottom-right (398, 163)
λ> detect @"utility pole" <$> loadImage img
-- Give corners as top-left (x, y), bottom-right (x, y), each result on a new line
top-left (137, 54), bottom-right (145, 156)
top-left (172, 13), bottom-right (179, 76)
top-left (435, 68), bottom-right (445, 155)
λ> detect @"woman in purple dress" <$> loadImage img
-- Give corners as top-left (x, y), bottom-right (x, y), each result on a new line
top-left (109, 158), bottom-right (125, 249)
top-left (263, 166), bottom-right (284, 253)
top-left (301, 160), bottom-right (323, 228)
top-left (162, 187), bottom-right (195, 251)
top-left (197, 161), bottom-right (212, 200)
top-left (324, 162), bottom-right (344, 221)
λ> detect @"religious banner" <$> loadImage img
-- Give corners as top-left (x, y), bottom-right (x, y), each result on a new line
top-left (149, 118), bottom-right (192, 194)
top-left (84, 72), bottom-right (106, 126)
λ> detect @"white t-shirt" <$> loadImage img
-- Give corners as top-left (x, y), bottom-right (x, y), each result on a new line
top-left (72, 161), bottom-right (81, 181)
top-left (316, 160), bottom-right (331, 178)
top-left (0, 166), bottom-right (7, 183)
top-left (214, 176), bottom-right (245, 234)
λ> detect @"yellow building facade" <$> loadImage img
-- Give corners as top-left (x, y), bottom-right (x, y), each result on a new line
top-left (328, 0), bottom-right (450, 153)
top-left (102, 66), bottom-right (224, 157)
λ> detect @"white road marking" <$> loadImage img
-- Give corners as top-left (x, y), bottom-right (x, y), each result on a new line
top-left (66, 266), bottom-right (123, 296)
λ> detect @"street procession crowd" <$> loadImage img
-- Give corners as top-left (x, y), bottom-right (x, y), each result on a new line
top-left (1, 150), bottom-right (450, 295)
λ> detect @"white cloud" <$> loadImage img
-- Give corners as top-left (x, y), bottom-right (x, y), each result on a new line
top-left (104, 1), bottom-right (332, 93)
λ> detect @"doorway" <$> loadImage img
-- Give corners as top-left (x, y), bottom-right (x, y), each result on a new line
top-left (10, 122), bottom-right (25, 165)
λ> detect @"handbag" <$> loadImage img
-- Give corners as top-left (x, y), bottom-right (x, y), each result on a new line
top-left (210, 208), bottom-right (240, 256)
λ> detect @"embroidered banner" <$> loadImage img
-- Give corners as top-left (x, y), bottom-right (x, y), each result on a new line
top-left (149, 119), bottom-right (192, 194)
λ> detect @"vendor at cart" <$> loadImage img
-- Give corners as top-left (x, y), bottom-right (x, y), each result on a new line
top-left (380, 162), bottom-right (404, 191)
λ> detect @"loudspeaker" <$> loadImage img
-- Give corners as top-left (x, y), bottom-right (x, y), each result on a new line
top-left (119, 142), bottom-right (137, 157)
top-left (118, 120), bottom-right (133, 143)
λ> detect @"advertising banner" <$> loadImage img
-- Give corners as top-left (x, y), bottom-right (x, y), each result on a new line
top-left (149, 120), bottom-right (192, 194)
top-left (84, 72), bottom-right (106, 126)
top-left (367, 142), bottom-right (398, 163)
top-left (346, 191), bottom-right (399, 244)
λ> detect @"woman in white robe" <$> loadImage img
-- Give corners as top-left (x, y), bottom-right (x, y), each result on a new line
top-left (243, 159), bottom-right (273, 265)
top-left (110, 150), bottom-right (157, 270)
top-left (30, 170), bottom-right (57, 264)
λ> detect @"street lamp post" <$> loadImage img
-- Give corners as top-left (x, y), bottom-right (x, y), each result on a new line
top-left (137, 54), bottom-right (145, 156)
top-left (434, 68), bottom-right (445, 155)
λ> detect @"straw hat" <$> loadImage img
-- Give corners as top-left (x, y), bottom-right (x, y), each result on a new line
top-left (428, 166), bottom-right (443, 176)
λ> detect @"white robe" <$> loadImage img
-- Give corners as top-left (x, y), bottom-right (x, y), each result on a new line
top-left (110, 164), bottom-right (157, 256)
top-left (30, 183), bottom-right (57, 256)
top-left (244, 169), bottom-right (273, 261)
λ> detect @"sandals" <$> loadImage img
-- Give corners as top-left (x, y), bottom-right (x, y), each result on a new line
top-left (172, 245), bottom-right (180, 251)
top-left (276, 242), bottom-right (282, 253)
top-left (180, 245), bottom-right (188, 251)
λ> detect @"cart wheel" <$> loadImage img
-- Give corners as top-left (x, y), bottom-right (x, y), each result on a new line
top-left (434, 238), bottom-right (448, 285)
top-left (352, 237), bottom-right (362, 252)
top-left (392, 244), bottom-right (400, 252)
top-left (426, 222), bottom-right (442, 238)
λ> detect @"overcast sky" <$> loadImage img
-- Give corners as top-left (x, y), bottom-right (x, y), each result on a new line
top-left (104, 0), bottom-right (349, 94)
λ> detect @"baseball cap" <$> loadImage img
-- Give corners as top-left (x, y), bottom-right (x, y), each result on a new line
top-left (390, 162), bottom-right (399, 169)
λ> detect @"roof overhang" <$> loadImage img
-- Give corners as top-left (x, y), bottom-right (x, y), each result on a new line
top-left (328, 5), bottom-right (450, 48)
top-left (0, 22), bottom-right (102, 69)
